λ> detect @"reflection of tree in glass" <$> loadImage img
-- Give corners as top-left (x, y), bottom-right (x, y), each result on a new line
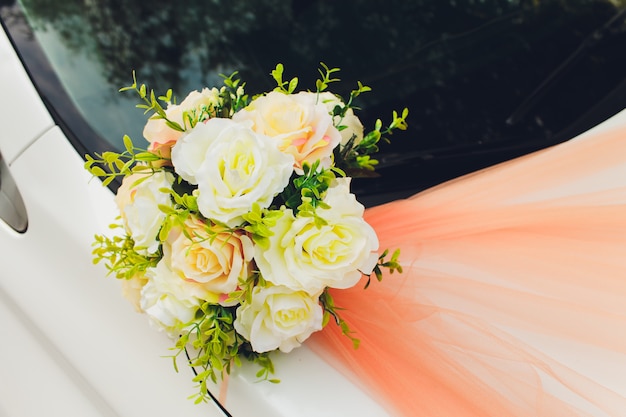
top-left (16, 0), bottom-right (626, 151)
top-left (19, 0), bottom-right (290, 91)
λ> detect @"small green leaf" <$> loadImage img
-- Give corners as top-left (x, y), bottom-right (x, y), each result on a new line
top-left (123, 135), bottom-right (134, 153)
top-left (271, 63), bottom-right (284, 83)
top-left (90, 166), bottom-right (107, 177)
top-left (287, 77), bottom-right (298, 93)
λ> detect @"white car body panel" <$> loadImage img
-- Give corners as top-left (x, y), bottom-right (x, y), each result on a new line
top-left (0, 127), bottom-right (224, 417)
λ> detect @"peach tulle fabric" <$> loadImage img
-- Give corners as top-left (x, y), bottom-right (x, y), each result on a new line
top-left (309, 115), bottom-right (626, 416)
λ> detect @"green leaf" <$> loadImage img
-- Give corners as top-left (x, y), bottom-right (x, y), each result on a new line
top-left (287, 77), bottom-right (298, 93)
top-left (90, 166), bottom-right (107, 177)
top-left (123, 135), bottom-right (134, 153)
top-left (271, 63), bottom-right (284, 85)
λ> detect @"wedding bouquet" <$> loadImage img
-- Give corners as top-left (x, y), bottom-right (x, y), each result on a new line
top-left (85, 63), bottom-right (406, 403)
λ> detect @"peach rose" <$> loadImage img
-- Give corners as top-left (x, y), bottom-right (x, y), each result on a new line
top-left (121, 272), bottom-right (149, 312)
top-left (165, 215), bottom-right (254, 298)
top-left (232, 91), bottom-right (341, 172)
top-left (143, 87), bottom-right (222, 157)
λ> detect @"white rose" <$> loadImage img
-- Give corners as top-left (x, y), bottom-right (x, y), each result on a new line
top-left (178, 88), bottom-right (222, 119)
top-left (255, 178), bottom-right (379, 295)
top-left (140, 259), bottom-right (219, 334)
top-left (322, 177), bottom-right (365, 217)
top-left (166, 215), bottom-right (254, 297)
top-left (318, 92), bottom-right (364, 147)
top-left (320, 178), bottom-right (380, 275)
top-left (171, 119), bottom-right (223, 185)
top-left (114, 171), bottom-right (174, 254)
top-left (172, 118), bottom-right (294, 227)
top-left (234, 285), bottom-right (323, 353)
top-left (232, 91), bottom-right (341, 172)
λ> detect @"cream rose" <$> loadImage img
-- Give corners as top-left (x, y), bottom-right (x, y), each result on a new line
top-left (114, 171), bottom-right (174, 254)
top-left (318, 92), bottom-right (364, 147)
top-left (255, 178), bottom-right (379, 295)
top-left (140, 259), bottom-right (219, 334)
top-left (232, 91), bottom-right (341, 172)
top-left (165, 215), bottom-right (254, 297)
top-left (143, 88), bottom-right (223, 153)
top-left (121, 272), bottom-right (148, 312)
top-left (172, 118), bottom-right (294, 227)
top-left (233, 285), bottom-right (323, 353)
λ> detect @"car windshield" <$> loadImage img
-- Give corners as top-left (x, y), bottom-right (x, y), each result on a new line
top-left (2, 0), bottom-right (626, 202)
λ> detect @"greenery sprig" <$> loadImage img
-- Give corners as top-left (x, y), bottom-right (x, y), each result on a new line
top-left (315, 62), bottom-right (341, 93)
top-left (318, 248), bottom-right (403, 349)
top-left (171, 302), bottom-right (277, 405)
top-left (319, 290), bottom-right (360, 349)
top-left (271, 63), bottom-right (299, 94)
top-left (241, 205), bottom-right (284, 249)
top-left (220, 71), bottom-right (249, 114)
top-left (367, 249), bottom-right (403, 289)
top-left (338, 108), bottom-right (410, 175)
top-left (92, 225), bottom-right (160, 280)
top-left (312, 62), bottom-right (410, 175)
top-left (84, 135), bottom-right (162, 186)
top-left (280, 161), bottom-right (337, 212)
top-left (119, 72), bottom-right (185, 132)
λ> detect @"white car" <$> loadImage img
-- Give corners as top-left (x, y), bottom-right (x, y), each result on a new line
top-left (1, 2), bottom-right (625, 416)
